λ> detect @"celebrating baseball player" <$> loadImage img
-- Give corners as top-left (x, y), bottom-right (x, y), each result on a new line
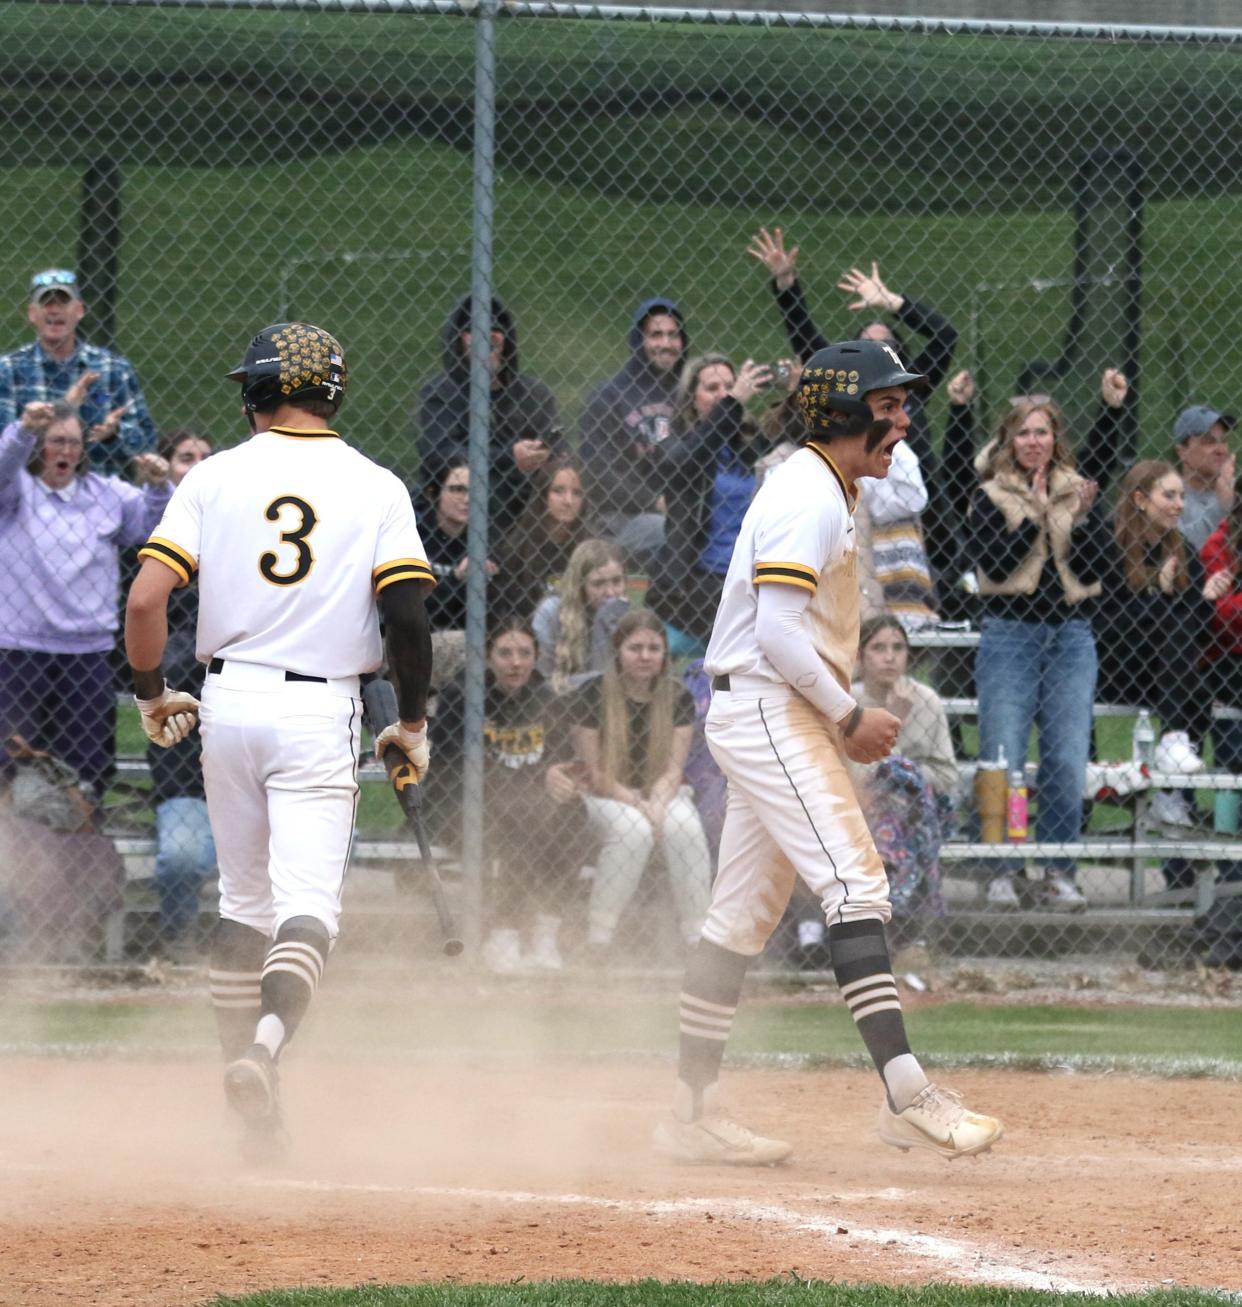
top-left (124, 323), bottom-right (434, 1162)
top-left (653, 339), bottom-right (1003, 1165)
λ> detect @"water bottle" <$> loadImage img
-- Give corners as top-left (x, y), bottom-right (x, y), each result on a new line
top-left (1131, 709), bottom-right (1156, 767)
top-left (1006, 768), bottom-right (1028, 843)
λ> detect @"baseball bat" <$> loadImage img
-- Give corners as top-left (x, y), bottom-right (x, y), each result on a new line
top-left (361, 677), bottom-right (464, 957)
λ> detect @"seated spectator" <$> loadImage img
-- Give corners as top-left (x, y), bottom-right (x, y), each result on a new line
top-left (1094, 461), bottom-right (1227, 824)
top-left (415, 294), bottom-right (561, 539)
top-left (850, 616), bottom-right (956, 929)
top-left (0, 270), bottom-right (156, 476)
top-left (579, 296), bottom-right (687, 569)
top-left (0, 401), bottom-right (170, 805)
top-left (569, 610), bottom-right (712, 955)
top-left (968, 394), bottom-right (1108, 911)
top-left (430, 616), bottom-right (590, 974)
top-left (145, 429), bottom-right (216, 960)
top-left (646, 352), bottom-right (787, 649)
top-left (495, 455), bottom-right (592, 619)
top-left (1172, 404), bottom-right (1235, 553)
top-left (420, 454), bottom-right (497, 690)
top-left (533, 538), bottom-right (629, 693)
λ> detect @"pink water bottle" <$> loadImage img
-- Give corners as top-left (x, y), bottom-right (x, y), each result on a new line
top-left (1006, 768), bottom-right (1028, 843)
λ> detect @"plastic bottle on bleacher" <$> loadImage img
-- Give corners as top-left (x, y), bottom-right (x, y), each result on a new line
top-left (1132, 709), bottom-right (1156, 767)
top-left (1006, 769), bottom-right (1028, 843)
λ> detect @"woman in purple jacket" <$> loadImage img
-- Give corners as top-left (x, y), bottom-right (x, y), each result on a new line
top-left (0, 400), bottom-right (170, 802)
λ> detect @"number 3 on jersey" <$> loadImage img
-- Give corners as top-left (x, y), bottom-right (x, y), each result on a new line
top-left (260, 495), bottom-right (317, 585)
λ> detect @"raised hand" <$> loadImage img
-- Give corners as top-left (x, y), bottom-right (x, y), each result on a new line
top-left (18, 401), bottom-right (57, 436)
top-left (946, 369), bottom-right (976, 406)
top-left (1101, 368), bottom-right (1128, 409)
top-left (837, 261), bottom-right (903, 314)
top-left (747, 226), bottom-right (799, 291)
top-left (730, 358), bottom-right (773, 404)
top-left (132, 453), bottom-right (170, 486)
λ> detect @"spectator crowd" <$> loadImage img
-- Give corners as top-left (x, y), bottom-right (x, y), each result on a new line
top-left (4, 233), bottom-right (1242, 971)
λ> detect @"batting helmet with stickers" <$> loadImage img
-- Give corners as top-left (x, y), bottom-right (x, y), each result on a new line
top-left (797, 339), bottom-right (926, 435)
top-left (226, 322), bottom-right (348, 414)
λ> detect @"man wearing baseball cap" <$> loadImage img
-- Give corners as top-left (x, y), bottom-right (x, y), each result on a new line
top-left (0, 268), bottom-right (156, 475)
top-left (1173, 403), bottom-right (1235, 551)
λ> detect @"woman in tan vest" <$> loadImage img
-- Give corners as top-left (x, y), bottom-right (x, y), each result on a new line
top-left (969, 397), bottom-right (1108, 911)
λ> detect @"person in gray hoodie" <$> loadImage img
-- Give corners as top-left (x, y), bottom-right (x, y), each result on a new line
top-left (579, 296), bottom-right (688, 568)
top-left (416, 294), bottom-right (562, 538)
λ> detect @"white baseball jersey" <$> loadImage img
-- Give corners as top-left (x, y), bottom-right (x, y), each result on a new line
top-left (139, 426), bottom-right (433, 678)
top-left (705, 442), bottom-right (860, 696)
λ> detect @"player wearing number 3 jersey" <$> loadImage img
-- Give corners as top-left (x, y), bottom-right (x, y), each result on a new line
top-left (653, 340), bottom-right (1003, 1166)
top-left (125, 323), bottom-right (434, 1162)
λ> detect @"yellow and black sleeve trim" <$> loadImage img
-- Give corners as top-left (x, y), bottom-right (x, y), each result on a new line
top-left (753, 560), bottom-right (818, 592)
top-left (373, 557), bottom-right (437, 592)
top-left (138, 537), bottom-right (197, 586)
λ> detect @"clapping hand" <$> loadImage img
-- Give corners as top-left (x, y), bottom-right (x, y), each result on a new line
top-left (837, 261), bottom-right (903, 314)
top-left (64, 370), bottom-right (101, 410)
top-left (87, 401), bottom-right (130, 445)
top-left (747, 226), bottom-right (799, 291)
top-left (1204, 569), bottom-right (1234, 602)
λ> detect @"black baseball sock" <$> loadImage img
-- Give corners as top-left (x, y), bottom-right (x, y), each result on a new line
top-left (828, 918), bottom-right (927, 1111)
top-left (675, 939), bottom-right (752, 1120)
top-left (209, 917), bottom-right (267, 1062)
top-left (254, 915), bottom-right (331, 1060)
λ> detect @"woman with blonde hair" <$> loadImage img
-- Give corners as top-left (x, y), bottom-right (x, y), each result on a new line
top-left (968, 394), bottom-right (1109, 910)
top-left (532, 537), bottom-right (629, 693)
top-left (569, 609), bottom-right (712, 952)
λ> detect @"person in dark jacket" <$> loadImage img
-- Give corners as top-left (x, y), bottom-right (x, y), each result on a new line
top-left (645, 352), bottom-right (783, 645)
top-left (579, 295), bottom-right (689, 568)
top-left (430, 616), bottom-right (590, 973)
top-left (416, 294), bottom-right (561, 539)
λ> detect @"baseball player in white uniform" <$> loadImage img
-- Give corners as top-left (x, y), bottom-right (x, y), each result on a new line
top-left (124, 323), bottom-right (434, 1161)
top-left (653, 340), bottom-right (1002, 1165)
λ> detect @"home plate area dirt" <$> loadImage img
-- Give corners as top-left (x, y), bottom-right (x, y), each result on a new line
top-left (1, 1060), bottom-right (1239, 1305)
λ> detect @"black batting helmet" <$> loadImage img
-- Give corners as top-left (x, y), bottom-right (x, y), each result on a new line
top-left (798, 340), bottom-right (926, 436)
top-left (226, 322), bottom-right (348, 414)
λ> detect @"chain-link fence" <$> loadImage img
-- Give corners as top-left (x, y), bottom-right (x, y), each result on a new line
top-left (2, 0), bottom-right (1242, 975)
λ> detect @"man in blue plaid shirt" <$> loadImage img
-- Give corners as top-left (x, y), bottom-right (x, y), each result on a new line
top-left (0, 269), bottom-right (156, 476)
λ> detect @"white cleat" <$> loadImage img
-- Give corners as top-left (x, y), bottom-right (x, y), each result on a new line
top-left (878, 1084), bottom-right (1003, 1160)
top-left (653, 1112), bottom-right (793, 1166)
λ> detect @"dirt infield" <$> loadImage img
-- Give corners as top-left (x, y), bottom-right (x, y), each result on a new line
top-left (1, 1056), bottom-right (1240, 1306)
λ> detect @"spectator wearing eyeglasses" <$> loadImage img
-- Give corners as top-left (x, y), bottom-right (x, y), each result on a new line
top-left (0, 270), bottom-right (157, 477)
top-left (0, 400), bottom-right (170, 805)
top-left (419, 454), bottom-right (498, 691)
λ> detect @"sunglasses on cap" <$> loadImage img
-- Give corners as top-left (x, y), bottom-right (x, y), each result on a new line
top-left (30, 270), bottom-right (80, 300)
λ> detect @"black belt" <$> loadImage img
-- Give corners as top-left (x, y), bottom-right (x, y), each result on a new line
top-left (207, 657), bottom-right (326, 684)
top-left (712, 674), bottom-right (731, 692)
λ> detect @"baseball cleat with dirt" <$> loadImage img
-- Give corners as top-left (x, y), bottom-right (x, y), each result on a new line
top-left (653, 1112), bottom-right (793, 1166)
top-left (224, 1044), bottom-right (280, 1125)
top-left (877, 1084), bottom-right (1003, 1159)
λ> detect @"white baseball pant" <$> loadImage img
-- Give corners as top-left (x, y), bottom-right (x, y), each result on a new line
top-left (702, 679), bottom-right (891, 956)
top-left (199, 659), bottom-right (362, 939)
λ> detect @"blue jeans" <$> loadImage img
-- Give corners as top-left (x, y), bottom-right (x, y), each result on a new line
top-left (975, 616), bottom-right (1097, 877)
top-left (155, 797), bottom-right (216, 937)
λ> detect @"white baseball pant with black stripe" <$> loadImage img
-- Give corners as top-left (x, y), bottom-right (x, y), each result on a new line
top-left (199, 659), bottom-right (362, 939)
top-left (701, 678), bottom-right (891, 956)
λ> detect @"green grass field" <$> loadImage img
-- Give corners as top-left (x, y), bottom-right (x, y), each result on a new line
top-left (3, 7), bottom-right (1242, 462)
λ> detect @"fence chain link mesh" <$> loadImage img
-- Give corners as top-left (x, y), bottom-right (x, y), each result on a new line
top-left (2, 0), bottom-right (1241, 976)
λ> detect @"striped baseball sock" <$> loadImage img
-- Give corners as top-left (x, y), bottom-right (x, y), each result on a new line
top-left (674, 939), bottom-right (752, 1120)
top-left (208, 918), bottom-right (267, 1062)
top-left (255, 916), bottom-right (330, 1060)
top-left (828, 918), bottom-right (928, 1112)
